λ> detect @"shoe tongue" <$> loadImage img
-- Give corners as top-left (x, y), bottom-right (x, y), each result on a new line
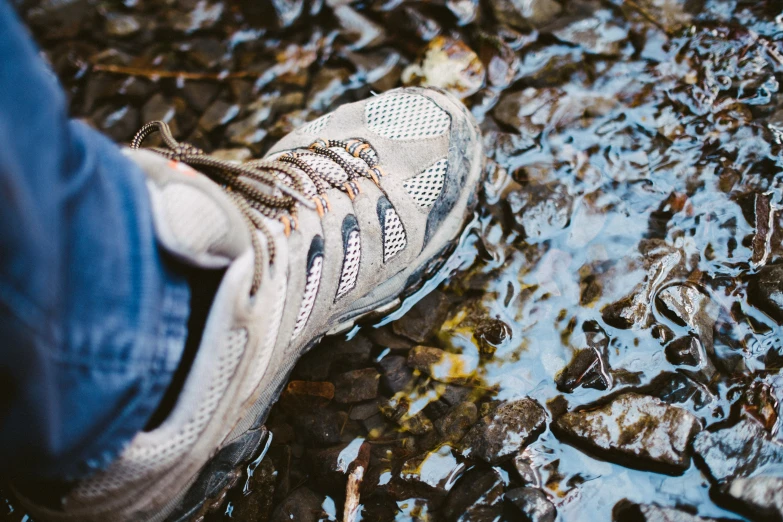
top-left (126, 149), bottom-right (252, 269)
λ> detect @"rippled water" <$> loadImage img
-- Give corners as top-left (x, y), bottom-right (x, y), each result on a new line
top-left (4, 0), bottom-right (783, 520)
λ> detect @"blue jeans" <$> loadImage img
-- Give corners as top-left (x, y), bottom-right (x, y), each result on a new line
top-left (0, 1), bottom-right (189, 480)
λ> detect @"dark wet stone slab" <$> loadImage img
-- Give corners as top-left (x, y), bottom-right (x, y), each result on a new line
top-left (505, 487), bottom-right (556, 522)
top-left (664, 336), bottom-right (703, 367)
top-left (378, 355), bottom-right (416, 394)
top-left (434, 401), bottom-right (478, 443)
top-left (488, 0), bottom-right (562, 31)
top-left (555, 327), bottom-right (612, 393)
top-left (407, 346), bottom-right (477, 384)
top-left (269, 486), bottom-right (325, 522)
top-left (555, 393), bottom-right (701, 473)
top-left (393, 290), bottom-right (451, 343)
top-left (693, 418), bottom-right (783, 482)
top-left (747, 264), bottom-right (783, 324)
top-left (443, 467), bottom-right (505, 521)
top-left (612, 499), bottom-right (729, 522)
top-left (462, 398), bottom-right (546, 464)
top-left (332, 368), bottom-right (381, 404)
top-left (721, 474), bottom-right (783, 522)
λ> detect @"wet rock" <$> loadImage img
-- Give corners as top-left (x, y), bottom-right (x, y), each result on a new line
top-left (333, 5), bottom-right (385, 50)
top-left (510, 183), bottom-right (573, 241)
top-left (402, 36), bottom-right (485, 99)
top-left (198, 100), bottom-right (240, 131)
top-left (478, 36), bottom-right (520, 89)
top-left (186, 38), bottom-right (227, 69)
top-left (291, 409), bottom-right (342, 446)
top-left (462, 398), bottom-right (546, 464)
top-left (306, 439), bottom-right (370, 495)
top-left (556, 327), bottom-right (612, 392)
top-left (104, 13), bottom-right (142, 37)
top-left (379, 355), bottom-right (415, 394)
top-left (393, 290), bottom-right (451, 343)
top-left (488, 0), bottom-right (562, 31)
top-left (93, 104), bottom-right (140, 142)
top-left (349, 399), bottom-right (381, 421)
top-left (407, 346), bottom-right (478, 385)
top-left (367, 324), bottom-right (415, 350)
top-left (182, 81), bottom-right (221, 113)
top-left (747, 264), bottom-right (783, 324)
top-left (269, 486), bottom-right (325, 522)
top-left (25, 0), bottom-right (90, 39)
top-left (650, 372), bottom-right (714, 412)
top-left (399, 411), bottom-right (435, 436)
top-left (751, 193), bottom-right (776, 266)
top-left (555, 393), bottom-right (701, 473)
top-left (141, 93), bottom-right (181, 128)
top-left (722, 474), bottom-right (783, 522)
top-left (656, 284), bottom-right (713, 330)
top-left (612, 499), bottom-right (725, 522)
top-left (434, 402), bottom-right (478, 443)
top-left (333, 368), bottom-right (381, 403)
top-left (443, 467), bottom-right (505, 521)
top-left (693, 418), bottom-right (783, 482)
top-left (664, 336), bottom-right (703, 367)
top-left (617, 0), bottom-right (693, 33)
top-left (222, 456), bottom-right (276, 520)
top-left (551, 14), bottom-right (628, 56)
top-left (473, 317), bottom-right (511, 358)
top-left (513, 454), bottom-right (539, 485)
top-left (493, 88), bottom-right (556, 136)
top-left (307, 68), bottom-right (351, 112)
top-left (505, 487), bottom-right (556, 522)
top-left (737, 382), bottom-right (778, 431)
top-left (280, 380), bottom-right (335, 408)
top-left (171, 0), bottom-right (224, 33)
top-left (390, 6), bottom-right (442, 42)
top-left (399, 444), bottom-right (465, 495)
top-left (226, 107), bottom-right (271, 148)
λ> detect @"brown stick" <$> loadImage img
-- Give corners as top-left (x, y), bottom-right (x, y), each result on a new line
top-left (92, 63), bottom-right (261, 80)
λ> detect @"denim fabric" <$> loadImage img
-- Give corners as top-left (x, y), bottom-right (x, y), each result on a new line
top-left (0, 1), bottom-right (189, 479)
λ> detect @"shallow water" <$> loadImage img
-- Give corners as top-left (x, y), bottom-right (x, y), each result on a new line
top-left (4, 0), bottom-right (783, 520)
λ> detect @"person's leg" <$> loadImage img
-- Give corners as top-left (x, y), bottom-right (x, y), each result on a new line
top-left (0, 0), bottom-right (189, 480)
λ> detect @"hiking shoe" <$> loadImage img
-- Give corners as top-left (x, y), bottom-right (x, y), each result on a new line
top-left (12, 87), bottom-right (484, 522)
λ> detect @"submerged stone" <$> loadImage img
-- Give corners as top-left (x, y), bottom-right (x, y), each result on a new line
top-left (269, 486), bottom-right (325, 522)
top-left (462, 398), bottom-right (547, 464)
top-left (747, 264), bottom-right (783, 324)
top-left (488, 0), bottom-right (562, 30)
top-left (722, 474), bottom-right (783, 522)
top-left (693, 418), bottom-right (783, 482)
top-left (555, 393), bottom-right (701, 473)
top-left (332, 368), bottom-right (381, 403)
top-left (443, 467), bottom-right (505, 521)
top-left (505, 487), bottom-right (556, 522)
top-left (393, 291), bottom-right (451, 343)
top-left (402, 36), bottom-right (485, 99)
top-left (407, 346), bottom-right (478, 384)
top-left (399, 444), bottom-right (465, 496)
top-left (434, 402), bottom-right (478, 443)
top-left (612, 499), bottom-right (726, 522)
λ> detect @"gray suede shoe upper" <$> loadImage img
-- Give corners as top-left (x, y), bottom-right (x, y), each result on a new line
top-left (14, 87), bottom-right (484, 522)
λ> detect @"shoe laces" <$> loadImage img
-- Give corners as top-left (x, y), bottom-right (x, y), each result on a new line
top-left (130, 121), bottom-right (384, 295)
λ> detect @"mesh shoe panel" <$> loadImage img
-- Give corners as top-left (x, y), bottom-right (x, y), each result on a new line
top-left (336, 229), bottom-right (361, 300)
top-left (365, 93), bottom-right (450, 140)
top-left (299, 113), bottom-right (331, 135)
top-left (403, 158), bottom-right (448, 208)
top-left (74, 329), bottom-right (248, 499)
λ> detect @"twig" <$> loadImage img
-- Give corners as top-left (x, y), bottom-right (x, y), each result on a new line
top-left (92, 63), bottom-right (260, 80)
